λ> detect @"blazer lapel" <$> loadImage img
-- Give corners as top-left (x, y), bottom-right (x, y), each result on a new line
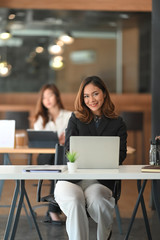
top-left (88, 119), bottom-right (98, 136)
top-left (88, 116), bottom-right (110, 136)
top-left (97, 116), bottom-right (110, 135)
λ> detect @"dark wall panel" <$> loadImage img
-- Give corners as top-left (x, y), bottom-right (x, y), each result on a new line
top-left (151, 0), bottom-right (160, 138)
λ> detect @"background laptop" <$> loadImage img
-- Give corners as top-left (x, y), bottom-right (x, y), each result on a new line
top-left (27, 130), bottom-right (59, 148)
top-left (70, 136), bottom-right (120, 169)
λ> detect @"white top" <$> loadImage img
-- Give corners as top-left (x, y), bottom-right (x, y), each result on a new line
top-left (0, 165), bottom-right (160, 180)
top-left (34, 109), bottom-right (72, 137)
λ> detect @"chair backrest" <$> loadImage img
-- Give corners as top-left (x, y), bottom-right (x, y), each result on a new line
top-left (5, 111), bottom-right (30, 130)
top-left (54, 144), bottom-right (66, 165)
top-left (120, 111), bottom-right (145, 164)
top-left (120, 111), bottom-right (143, 131)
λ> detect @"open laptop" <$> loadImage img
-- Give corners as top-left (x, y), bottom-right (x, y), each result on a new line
top-left (70, 136), bottom-right (120, 169)
top-left (27, 130), bottom-right (59, 148)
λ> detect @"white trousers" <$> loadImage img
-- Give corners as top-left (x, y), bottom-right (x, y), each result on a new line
top-left (54, 180), bottom-right (115, 240)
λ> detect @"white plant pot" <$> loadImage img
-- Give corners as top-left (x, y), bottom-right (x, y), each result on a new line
top-left (67, 162), bottom-right (77, 173)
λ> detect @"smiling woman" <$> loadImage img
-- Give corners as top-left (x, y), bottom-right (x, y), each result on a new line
top-left (83, 84), bottom-right (106, 116)
top-left (0, 8), bottom-right (151, 93)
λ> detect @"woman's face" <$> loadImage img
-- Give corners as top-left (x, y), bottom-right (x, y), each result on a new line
top-left (83, 83), bottom-right (105, 116)
top-left (42, 88), bottom-right (57, 110)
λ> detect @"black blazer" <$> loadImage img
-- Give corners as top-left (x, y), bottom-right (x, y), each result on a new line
top-left (65, 112), bottom-right (127, 191)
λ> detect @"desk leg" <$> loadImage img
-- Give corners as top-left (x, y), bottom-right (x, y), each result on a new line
top-left (137, 180), bottom-right (152, 240)
top-left (124, 180), bottom-right (151, 240)
top-left (9, 180), bottom-right (25, 239)
top-left (4, 180), bottom-right (20, 240)
top-left (22, 202), bottom-right (33, 229)
top-left (9, 180), bottom-right (42, 240)
top-left (152, 180), bottom-right (160, 221)
top-left (24, 183), bottom-right (42, 239)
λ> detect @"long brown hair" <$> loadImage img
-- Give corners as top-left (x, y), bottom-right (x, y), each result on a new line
top-left (74, 76), bottom-right (118, 123)
top-left (34, 84), bottom-right (64, 127)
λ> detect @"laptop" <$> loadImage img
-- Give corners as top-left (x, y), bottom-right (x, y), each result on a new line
top-left (70, 136), bottom-right (120, 169)
top-left (27, 130), bottom-right (59, 148)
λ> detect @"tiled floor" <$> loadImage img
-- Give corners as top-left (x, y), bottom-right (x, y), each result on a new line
top-left (0, 179), bottom-right (160, 239)
top-left (0, 213), bottom-right (160, 240)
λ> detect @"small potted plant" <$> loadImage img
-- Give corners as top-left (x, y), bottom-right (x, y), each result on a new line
top-left (66, 151), bottom-right (78, 173)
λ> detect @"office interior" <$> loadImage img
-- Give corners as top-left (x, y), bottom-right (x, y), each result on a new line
top-left (1, 0), bottom-right (160, 239)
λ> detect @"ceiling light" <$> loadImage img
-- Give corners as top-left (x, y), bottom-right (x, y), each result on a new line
top-left (52, 60), bottom-right (63, 69)
top-left (8, 13), bottom-right (16, 20)
top-left (54, 56), bottom-right (63, 62)
top-left (48, 44), bottom-right (63, 55)
top-left (119, 14), bottom-right (129, 19)
top-left (59, 33), bottom-right (74, 44)
top-left (50, 56), bottom-right (64, 70)
top-left (0, 61), bottom-right (12, 77)
top-left (35, 46), bottom-right (44, 53)
top-left (56, 39), bottom-right (64, 47)
top-left (0, 31), bottom-right (12, 40)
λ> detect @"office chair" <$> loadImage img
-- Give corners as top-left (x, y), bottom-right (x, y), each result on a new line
top-left (5, 111), bottom-right (30, 129)
top-left (36, 144), bottom-right (123, 234)
top-left (120, 111), bottom-right (144, 164)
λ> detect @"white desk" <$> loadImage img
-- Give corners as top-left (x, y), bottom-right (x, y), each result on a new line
top-left (0, 145), bottom-right (134, 198)
top-left (0, 165), bottom-right (159, 240)
top-left (0, 164), bottom-right (153, 180)
top-left (0, 147), bottom-right (56, 198)
top-left (0, 145), bottom-right (134, 200)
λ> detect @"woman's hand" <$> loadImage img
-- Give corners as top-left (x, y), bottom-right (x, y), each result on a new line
top-left (59, 132), bottom-right (65, 145)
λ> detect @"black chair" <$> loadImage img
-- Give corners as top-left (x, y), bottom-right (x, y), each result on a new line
top-left (36, 144), bottom-right (123, 234)
top-left (120, 111), bottom-right (144, 164)
top-left (5, 111), bottom-right (30, 130)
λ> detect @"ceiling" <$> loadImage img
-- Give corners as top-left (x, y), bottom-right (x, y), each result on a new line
top-left (0, 8), bottom-right (151, 38)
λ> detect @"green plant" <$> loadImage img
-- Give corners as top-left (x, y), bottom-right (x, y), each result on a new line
top-left (66, 151), bottom-right (78, 163)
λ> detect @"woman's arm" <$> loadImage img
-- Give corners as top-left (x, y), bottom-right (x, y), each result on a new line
top-left (33, 116), bottom-right (43, 130)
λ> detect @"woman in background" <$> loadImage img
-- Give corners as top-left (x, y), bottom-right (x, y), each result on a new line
top-left (54, 76), bottom-right (127, 239)
top-left (33, 83), bottom-right (71, 224)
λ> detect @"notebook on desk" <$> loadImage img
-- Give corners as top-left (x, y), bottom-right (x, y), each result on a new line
top-left (27, 130), bottom-right (59, 148)
top-left (23, 165), bottom-right (67, 173)
top-left (70, 136), bottom-right (120, 169)
top-left (141, 165), bottom-right (160, 173)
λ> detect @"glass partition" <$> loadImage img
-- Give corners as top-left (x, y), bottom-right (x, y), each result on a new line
top-left (0, 8), bottom-right (151, 93)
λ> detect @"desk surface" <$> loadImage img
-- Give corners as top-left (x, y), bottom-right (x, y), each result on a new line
top-left (0, 146), bottom-right (134, 155)
top-left (0, 146), bottom-right (56, 154)
top-left (0, 165), bottom-right (160, 180)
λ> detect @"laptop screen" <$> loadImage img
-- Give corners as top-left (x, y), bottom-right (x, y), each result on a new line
top-left (27, 130), bottom-right (59, 148)
top-left (70, 136), bottom-right (120, 169)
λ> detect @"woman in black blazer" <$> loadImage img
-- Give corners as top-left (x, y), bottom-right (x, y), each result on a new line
top-left (55, 76), bottom-right (127, 240)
